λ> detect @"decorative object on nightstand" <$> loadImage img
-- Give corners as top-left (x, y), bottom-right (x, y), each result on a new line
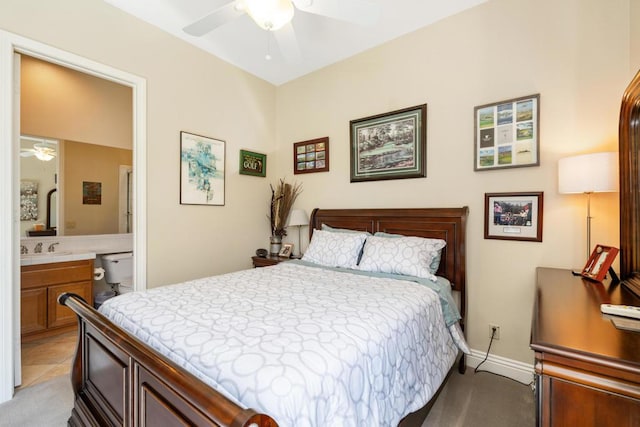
top-left (558, 152), bottom-right (618, 258)
top-left (287, 208), bottom-right (308, 257)
top-left (269, 178), bottom-right (302, 255)
top-left (252, 255), bottom-right (287, 268)
top-left (255, 248), bottom-right (268, 258)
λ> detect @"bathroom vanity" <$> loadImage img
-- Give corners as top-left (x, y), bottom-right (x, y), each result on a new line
top-left (21, 257), bottom-right (94, 340)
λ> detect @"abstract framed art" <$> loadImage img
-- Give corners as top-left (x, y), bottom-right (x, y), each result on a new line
top-left (350, 104), bottom-right (427, 182)
top-left (180, 131), bottom-right (225, 206)
top-left (474, 94), bottom-right (540, 171)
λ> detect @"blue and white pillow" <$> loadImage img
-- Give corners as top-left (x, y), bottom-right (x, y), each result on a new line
top-left (358, 235), bottom-right (446, 280)
top-left (374, 231), bottom-right (444, 274)
top-left (302, 229), bottom-right (368, 269)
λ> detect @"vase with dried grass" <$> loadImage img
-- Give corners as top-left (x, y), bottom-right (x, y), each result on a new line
top-left (269, 179), bottom-right (302, 255)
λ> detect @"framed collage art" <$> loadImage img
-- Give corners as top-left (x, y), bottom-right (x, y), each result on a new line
top-left (474, 94), bottom-right (540, 171)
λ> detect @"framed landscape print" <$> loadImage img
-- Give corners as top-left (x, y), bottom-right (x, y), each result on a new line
top-left (239, 149), bottom-right (266, 177)
top-left (350, 104), bottom-right (427, 182)
top-left (484, 191), bottom-right (543, 242)
top-left (474, 94), bottom-right (540, 171)
top-left (180, 131), bottom-right (225, 206)
top-left (293, 137), bottom-right (329, 174)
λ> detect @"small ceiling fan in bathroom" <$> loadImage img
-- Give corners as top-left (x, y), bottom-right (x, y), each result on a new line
top-left (183, 0), bottom-right (381, 61)
top-left (20, 137), bottom-right (57, 162)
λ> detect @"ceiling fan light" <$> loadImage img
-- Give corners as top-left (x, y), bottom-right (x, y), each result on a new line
top-left (243, 0), bottom-right (294, 31)
top-left (34, 150), bottom-right (54, 161)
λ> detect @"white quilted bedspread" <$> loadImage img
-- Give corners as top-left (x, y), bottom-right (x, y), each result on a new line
top-left (99, 262), bottom-right (461, 427)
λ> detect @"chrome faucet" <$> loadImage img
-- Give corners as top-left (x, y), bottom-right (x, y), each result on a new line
top-left (20, 245), bottom-right (28, 255)
top-left (47, 242), bottom-right (60, 253)
top-left (34, 242), bottom-right (43, 253)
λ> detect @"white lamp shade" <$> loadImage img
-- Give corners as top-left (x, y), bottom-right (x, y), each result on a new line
top-left (558, 152), bottom-right (619, 194)
top-left (287, 209), bottom-right (308, 227)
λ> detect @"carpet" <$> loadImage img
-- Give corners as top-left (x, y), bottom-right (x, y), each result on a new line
top-left (0, 375), bottom-right (73, 427)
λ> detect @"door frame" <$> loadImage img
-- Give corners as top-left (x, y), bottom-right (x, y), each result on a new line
top-left (0, 30), bottom-right (147, 402)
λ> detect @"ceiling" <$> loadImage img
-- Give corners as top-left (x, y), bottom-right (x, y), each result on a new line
top-left (103, 0), bottom-right (487, 86)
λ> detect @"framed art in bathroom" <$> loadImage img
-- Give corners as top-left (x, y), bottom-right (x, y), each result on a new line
top-left (180, 131), bottom-right (225, 206)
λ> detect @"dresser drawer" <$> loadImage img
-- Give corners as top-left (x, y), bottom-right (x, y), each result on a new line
top-left (21, 259), bottom-right (93, 290)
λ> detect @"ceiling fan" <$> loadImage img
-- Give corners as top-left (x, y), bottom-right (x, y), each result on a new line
top-left (20, 137), bottom-right (57, 162)
top-left (183, 0), bottom-right (381, 62)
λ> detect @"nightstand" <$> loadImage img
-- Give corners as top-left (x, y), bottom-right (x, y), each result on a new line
top-left (252, 255), bottom-right (289, 268)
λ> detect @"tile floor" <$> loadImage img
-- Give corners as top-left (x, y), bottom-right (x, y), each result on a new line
top-left (19, 330), bottom-right (76, 389)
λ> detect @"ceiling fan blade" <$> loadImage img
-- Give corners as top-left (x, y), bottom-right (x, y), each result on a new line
top-left (274, 22), bottom-right (302, 64)
top-left (20, 151), bottom-right (35, 157)
top-left (292, 0), bottom-right (381, 26)
top-left (183, 2), bottom-right (245, 37)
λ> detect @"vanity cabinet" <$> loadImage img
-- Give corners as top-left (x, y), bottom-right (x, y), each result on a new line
top-left (21, 259), bottom-right (93, 340)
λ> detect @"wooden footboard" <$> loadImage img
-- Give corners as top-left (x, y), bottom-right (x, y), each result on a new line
top-left (59, 293), bottom-right (278, 427)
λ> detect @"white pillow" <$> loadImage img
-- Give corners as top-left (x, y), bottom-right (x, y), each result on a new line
top-left (358, 235), bottom-right (446, 280)
top-left (302, 229), bottom-right (368, 269)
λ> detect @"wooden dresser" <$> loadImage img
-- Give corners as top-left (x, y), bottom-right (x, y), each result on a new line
top-left (531, 267), bottom-right (640, 426)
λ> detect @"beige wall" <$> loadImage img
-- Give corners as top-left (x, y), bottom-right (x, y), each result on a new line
top-left (62, 140), bottom-right (131, 235)
top-left (21, 55), bottom-right (132, 150)
top-left (2, 0), bottom-right (637, 366)
top-left (275, 0), bottom-right (632, 363)
top-left (1, 0), bottom-right (277, 286)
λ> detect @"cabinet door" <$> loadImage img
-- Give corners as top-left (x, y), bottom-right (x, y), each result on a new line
top-left (48, 281), bottom-right (93, 329)
top-left (21, 288), bottom-right (47, 334)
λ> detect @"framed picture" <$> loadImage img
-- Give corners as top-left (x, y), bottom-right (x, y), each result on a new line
top-left (279, 243), bottom-right (293, 258)
top-left (180, 131), bottom-right (225, 206)
top-left (350, 104), bottom-right (427, 182)
top-left (294, 137), bottom-right (329, 174)
top-left (581, 245), bottom-right (619, 282)
top-left (82, 181), bottom-right (102, 205)
top-left (239, 149), bottom-right (266, 177)
top-left (474, 94), bottom-right (540, 171)
top-left (484, 192), bottom-right (543, 242)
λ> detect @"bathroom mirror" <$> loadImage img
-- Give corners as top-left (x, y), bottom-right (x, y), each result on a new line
top-left (20, 135), bottom-right (132, 237)
top-left (19, 53), bottom-right (133, 237)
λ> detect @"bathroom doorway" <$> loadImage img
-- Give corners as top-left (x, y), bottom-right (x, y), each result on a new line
top-left (0, 30), bottom-right (147, 399)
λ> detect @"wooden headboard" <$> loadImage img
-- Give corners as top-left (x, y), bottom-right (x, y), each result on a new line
top-left (310, 207), bottom-right (469, 317)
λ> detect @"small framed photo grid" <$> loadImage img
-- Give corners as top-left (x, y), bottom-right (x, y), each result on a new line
top-left (294, 137), bottom-right (329, 174)
top-left (474, 94), bottom-right (540, 171)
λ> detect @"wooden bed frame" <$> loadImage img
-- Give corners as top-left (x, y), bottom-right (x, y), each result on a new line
top-left (59, 207), bottom-right (468, 427)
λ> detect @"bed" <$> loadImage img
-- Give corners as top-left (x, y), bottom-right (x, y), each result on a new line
top-left (59, 207), bottom-right (469, 426)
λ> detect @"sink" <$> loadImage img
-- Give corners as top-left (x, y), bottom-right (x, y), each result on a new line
top-left (22, 251), bottom-right (72, 257)
top-left (20, 251), bottom-right (96, 266)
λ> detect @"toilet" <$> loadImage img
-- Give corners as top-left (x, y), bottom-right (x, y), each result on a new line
top-left (101, 252), bottom-right (134, 294)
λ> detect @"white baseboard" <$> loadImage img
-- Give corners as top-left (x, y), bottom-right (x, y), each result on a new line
top-left (465, 349), bottom-right (535, 385)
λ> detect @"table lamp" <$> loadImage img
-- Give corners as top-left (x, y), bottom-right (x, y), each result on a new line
top-left (558, 152), bottom-right (619, 258)
top-left (287, 209), bottom-right (308, 257)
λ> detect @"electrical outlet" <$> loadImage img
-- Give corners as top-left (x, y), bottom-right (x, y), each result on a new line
top-left (490, 324), bottom-right (500, 340)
